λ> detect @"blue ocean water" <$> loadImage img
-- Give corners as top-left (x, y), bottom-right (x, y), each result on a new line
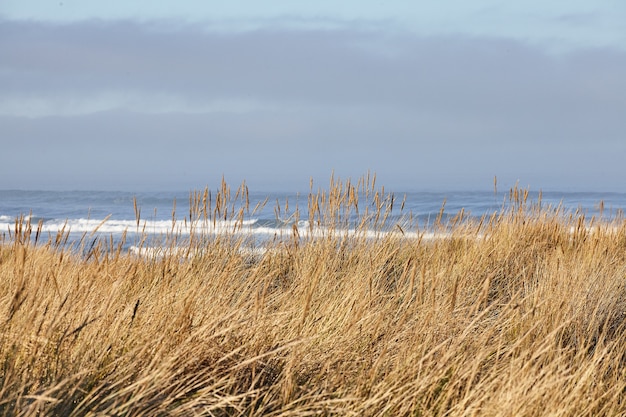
top-left (1, 188), bottom-right (625, 248)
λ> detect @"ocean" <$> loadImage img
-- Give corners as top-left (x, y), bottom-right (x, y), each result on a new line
top-left (1, 188), bottom-right (625, 251)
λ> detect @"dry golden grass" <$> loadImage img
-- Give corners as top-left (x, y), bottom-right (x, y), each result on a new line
top-left (1, 177), bottom-right (626, 416)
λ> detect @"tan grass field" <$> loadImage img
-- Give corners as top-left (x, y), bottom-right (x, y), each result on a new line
top-left (1, 177), bottom-right (626, 416)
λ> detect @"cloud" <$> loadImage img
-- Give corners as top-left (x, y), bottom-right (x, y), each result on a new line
top-left (1, 19), bottom-right (623, 111)
top-left (1, 18), bottom-right (625, 191)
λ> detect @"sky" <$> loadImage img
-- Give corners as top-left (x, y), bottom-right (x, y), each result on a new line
top-left (1, 1), bottom-right (625, 192)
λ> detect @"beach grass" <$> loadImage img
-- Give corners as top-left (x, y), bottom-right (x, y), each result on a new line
top-left (1, 176), bottom-right (626, 416)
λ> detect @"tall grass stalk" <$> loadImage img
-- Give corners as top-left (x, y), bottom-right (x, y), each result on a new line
top-left (1, 176), bottom-right (625, 416)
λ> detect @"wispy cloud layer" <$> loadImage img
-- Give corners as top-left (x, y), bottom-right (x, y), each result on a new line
top-left (2, 19), bottom-right (624, 114)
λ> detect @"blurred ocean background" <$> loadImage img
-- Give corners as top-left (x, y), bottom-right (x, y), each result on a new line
top-left (1, 188), bottom-right (625, 250)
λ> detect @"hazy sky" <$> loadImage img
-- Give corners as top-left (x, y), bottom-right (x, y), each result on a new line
top-left (1, 1), bottom-right (625, 191)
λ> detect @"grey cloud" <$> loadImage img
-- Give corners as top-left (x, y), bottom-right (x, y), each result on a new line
top-left (2, 19), bottom-right (625, 112)
top-left (1, 18), bottom-right (625, 191)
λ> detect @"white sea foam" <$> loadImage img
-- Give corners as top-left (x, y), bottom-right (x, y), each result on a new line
top-left (17, 211), bottom-right (612, 248)
top-left (0, 214), bottom-right (33, 222)
top-left (127, 229), bottom-right (452, 260)
top-left (0, 213), bottom-right (445, 243)
top-left (129, 245), bottom-right (271, 259)
top-left (0, 217), bottom-right (259, 235)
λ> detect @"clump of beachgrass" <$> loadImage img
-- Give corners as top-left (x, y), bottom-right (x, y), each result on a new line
top-left (1, 175), bottom-right (626, 416)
